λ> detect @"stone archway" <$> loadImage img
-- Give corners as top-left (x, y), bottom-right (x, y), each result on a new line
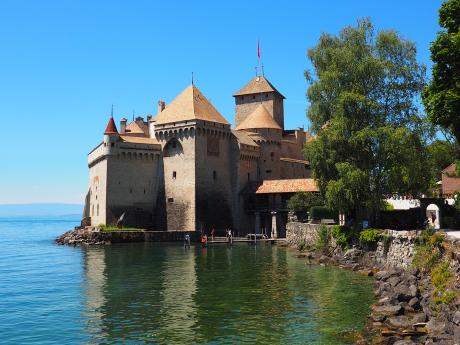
top-left (426, 204), bottom-right (440, 229)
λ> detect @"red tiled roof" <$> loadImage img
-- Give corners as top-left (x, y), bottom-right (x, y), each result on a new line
top-left (280, 157), bottom-right (310, 165)
top-left (252, 178), bottom-right (319, 194)
top-left (104, 117), bottom-right (118, 134)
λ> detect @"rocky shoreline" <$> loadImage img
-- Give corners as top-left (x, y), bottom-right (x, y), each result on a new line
top-left (291, 227), bottom-right (460, 345)
top-left (56, 227), bottom-right (108, 245)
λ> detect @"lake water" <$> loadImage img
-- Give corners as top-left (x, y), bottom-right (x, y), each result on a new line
top-left (0, 217), bottom-right (374, 344)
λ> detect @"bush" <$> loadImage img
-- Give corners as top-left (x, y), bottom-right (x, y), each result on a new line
top-left (314, 224), bottom-right (329, 251)
top-left (297, 240), bottom-right (306, 251)
top-left (432, 262), bottom-right (456, 305)
top-left (331, 225), bottom-right (356, 248)
top-left (382, 200), bottom-right (395, 211)
top-left (412, 243), bottom-right (441, 272)
top-left (359, 229), bottom-right (382, 244)
top-left (287, 192), bottom-right (323, 213)
top-left (310, 206), bottom-right (336, 221)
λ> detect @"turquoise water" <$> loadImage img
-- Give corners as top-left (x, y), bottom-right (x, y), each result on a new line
top-left (0, 217), bottom-right (374, 344)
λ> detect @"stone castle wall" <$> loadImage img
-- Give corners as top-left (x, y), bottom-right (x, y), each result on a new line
top-left (161, 128), bottom-right (196, 231)
top-left (88, 155), bottom-right (107, 226)
top-left (195, 125), bottom-right (236, 232)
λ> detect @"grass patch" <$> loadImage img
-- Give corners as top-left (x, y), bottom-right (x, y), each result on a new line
top-left (412, 226), bottom-right (457, 306)
top-left (101, 226), bottom-right (145, 232)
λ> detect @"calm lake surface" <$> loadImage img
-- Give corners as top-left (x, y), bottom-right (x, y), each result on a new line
top-left (0, 217), bottom-right (374, 344)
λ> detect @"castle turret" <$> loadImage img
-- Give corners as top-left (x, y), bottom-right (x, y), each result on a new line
top-left (154, 84), bottom-right (236, 231)
top-left (233, 75), bottom-right (285, 130)
top-left (103, 116), bottom-right (119, 145)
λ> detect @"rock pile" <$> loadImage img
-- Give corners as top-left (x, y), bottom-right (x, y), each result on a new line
top-left (55, 227), bottom-right (107, 245)
top-left (371, 268), bottom-right (460, 344)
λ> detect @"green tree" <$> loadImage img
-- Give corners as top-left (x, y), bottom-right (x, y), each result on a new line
top-left (427, 140), bottom-right (457, 181)
top-left (305, 19), bottom-right (431, 224)
top-left (287, 192), bottom-right (323, 212)
top-left (422, 0), bottom-right (460, 148)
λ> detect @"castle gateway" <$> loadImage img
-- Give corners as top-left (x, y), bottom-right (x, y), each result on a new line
top-left (83, 75), bottom-right (318, 236)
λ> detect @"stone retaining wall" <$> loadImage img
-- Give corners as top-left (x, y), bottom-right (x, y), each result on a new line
top-left (285, 222), bottom-right (416, 269)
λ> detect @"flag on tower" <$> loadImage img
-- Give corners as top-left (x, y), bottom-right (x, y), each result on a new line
top-left (258, 39), bottom-right (260, 60)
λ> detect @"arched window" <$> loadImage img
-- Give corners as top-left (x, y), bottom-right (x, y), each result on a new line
top-left (164, 138), bottom-right (184, 157)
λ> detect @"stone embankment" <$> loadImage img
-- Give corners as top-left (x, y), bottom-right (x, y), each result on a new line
top-left (287, 222), bottom-right (460, 345)
top-left (56, 227), bottom-right (107, 245)
top-left (56, 227), bottom-right (199, 245)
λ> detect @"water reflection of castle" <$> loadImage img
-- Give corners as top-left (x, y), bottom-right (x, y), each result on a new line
top-left (83, 245), bottom-right (198, 343)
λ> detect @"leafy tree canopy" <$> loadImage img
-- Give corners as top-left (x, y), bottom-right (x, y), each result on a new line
top-left (427, 140), bottom-right (457, 182)
top-left (305, 18), bottom-right (431, 219)
top-left (287, 192), bottom-right (323, 212)
top-left (422, 0), bottom-right (460, 147)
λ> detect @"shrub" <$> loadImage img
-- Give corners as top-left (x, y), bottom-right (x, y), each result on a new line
top-left (412, 243), bottom-right (441, 272)
top-left (314, 224), bottom-right (329, 251)
top-left (381, 234), bottom-right (393, 255)
top-left (382, 200), bottom-right (395, 211)
top-left (431, 262), bottom-right (452, 291)
top-left (297, 240), bottom-right (306, 251)
top-left (331, 225), bottom-right (356, 248)
top-left (287, 192), bottom-right (323, 213)
top-left (432, 262), bottom-right (456, 305)
top-left (310, 206), bottom-right (336, 221)
top-left (359, 229), bottom-right (382, 244)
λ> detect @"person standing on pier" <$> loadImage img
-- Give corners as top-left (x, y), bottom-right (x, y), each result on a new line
top-left (184, 233), bottom-right (191, 248)
top-left (211, 228), bottom-right (215, 241)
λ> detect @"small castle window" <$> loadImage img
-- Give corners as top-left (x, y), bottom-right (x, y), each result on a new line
top-left (130, 188), bottom-right (133, 193)
top-left (168, 198), bottom-right (174, 203)
top-left (173, 171), bottom-right (177, 179)
top-left (144, 189), bottom-right (146, 194)
top-left (266, 170), bottom-right (272, 174)
top-left (213, 170), bottom-right (217, 180)
top-left (247, 173), bottom-right (250, 182)
top-left (270, 152), bottom-right (274, 161)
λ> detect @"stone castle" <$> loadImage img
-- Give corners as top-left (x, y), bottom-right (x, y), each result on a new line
top-left (83, 74), bottom-right (318, 236)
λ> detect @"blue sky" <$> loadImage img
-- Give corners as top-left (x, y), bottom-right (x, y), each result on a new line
top-left (0, 0), bottom-right (443, 204)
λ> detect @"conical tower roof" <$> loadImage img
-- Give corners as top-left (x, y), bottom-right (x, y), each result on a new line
top-left (235, 104), bottom-right (282, 131)
top-left (104, 117), bottom-right (118, 134)
top-left (155, 84), bottom-right (230, 125)
top-left (233, 75), bottom-right (285, 99)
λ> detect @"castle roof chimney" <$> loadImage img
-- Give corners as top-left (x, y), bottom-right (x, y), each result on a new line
top-left (158, 100), bottom-right (166, 114)
top-left (104, 117), bottom-right (118, 135)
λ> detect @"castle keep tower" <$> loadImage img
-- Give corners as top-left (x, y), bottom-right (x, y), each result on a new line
top-left (233, 75), bottom-right (285, 130)
top-left (154, 84), bottom-right (236, 231)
